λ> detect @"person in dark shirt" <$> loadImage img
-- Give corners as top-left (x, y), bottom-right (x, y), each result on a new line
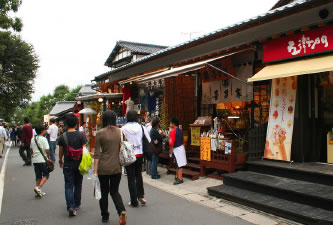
top-left (19, 117), bottom-right (33, 166)
top-left (58, 114), bottom-right (87, 217)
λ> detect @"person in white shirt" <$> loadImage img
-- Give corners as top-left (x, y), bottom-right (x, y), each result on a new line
top-left (79, 122), bottom-right (86, 133)
top-left (46, 118), bottom-right (58, 162)
top-left (31, 124), bottom-right (50, 197)
top-left (121, 110), bottom-right (151, 207)
top-left (0, 123), bottom-right (8, 158)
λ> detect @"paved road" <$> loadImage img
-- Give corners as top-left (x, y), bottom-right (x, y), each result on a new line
top-left (0, 148), bottom-right (251, 225)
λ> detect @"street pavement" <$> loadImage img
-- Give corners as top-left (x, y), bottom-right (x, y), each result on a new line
top-left (0, 147), bottom-right (252, 225)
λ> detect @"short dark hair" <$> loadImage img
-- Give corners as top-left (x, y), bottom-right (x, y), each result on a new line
top-left (126, 110), bottom-right (138, 123)
top-left (24, 117), bottom-right (29, 124)
top-left (35, 125), bottom-right (45, 135)
top-left (50, 118), bottom-right (56, 123)
top-left (65, 114), bottom-right (78, 128)
top-left (170, 118), bottom-right (179, 126)
top-left (152, 118), bottom-right (160, 128)
top-left (102, 110), bottom-right (117, 127)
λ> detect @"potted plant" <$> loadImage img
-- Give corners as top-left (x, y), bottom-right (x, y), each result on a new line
top-left (234, 138), bottom-right (248, 164)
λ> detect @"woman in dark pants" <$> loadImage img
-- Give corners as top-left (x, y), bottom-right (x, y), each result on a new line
top-left (150, 118), bottom-right (164, 179)
top-left (122, 110), bottom-right (151, 207)
top-left (94, 110), bottom-right (126, 224)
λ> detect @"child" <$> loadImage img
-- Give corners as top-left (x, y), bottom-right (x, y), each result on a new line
top-left (30, 125), bottom-right (50, 197)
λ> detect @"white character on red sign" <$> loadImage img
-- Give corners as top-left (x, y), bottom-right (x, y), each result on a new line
top-left (287, 41), bottom-right (301, 55)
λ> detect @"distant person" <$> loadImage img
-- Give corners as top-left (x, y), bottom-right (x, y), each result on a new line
top-left (16, 125), bottom-right (22, 146)
top-left (169, 118), bottom-right (187, 185)
top-left (10, 127), bottom-right (16, 147)
top-left (30, 125), bottom-right (50, 198)
top-left (94, 110), bottom-right (127, 224)
top-left (121, 110), bottom-right (151, 207)
top-left (79, 122), bottom-right (86, 133)
top-left (0, 123), bottom-right (8, 158)
top-left (150, 118), bottom-right (164, 179)
top-left (19, 118), bottom-right (33, 166)
top-left (47, 118), bottom-right (58, 162)
top-left (58, 114), bottom-right (87, 217)
top-left (145, 119), bottom-right (152, 175)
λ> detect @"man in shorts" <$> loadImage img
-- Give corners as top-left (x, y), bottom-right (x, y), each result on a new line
top-left (30, 125), bottom-right (50, 198)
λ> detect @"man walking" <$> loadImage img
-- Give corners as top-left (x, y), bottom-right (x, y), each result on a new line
top-left (0, 123), bottom-right (8, 158)
top-left (58, 114), bottom-right (87, 217)
top-left (19, 118), bottom-right (33, 166)
top-left (47, 118), bottom-right (58, 162)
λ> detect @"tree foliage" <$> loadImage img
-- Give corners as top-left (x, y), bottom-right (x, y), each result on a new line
top-left (0, 0), bottom-right (23, 32)
top-left (11, 85), bottom-right (82, 125)
top-left (0, 31), bottom-right (39, 120)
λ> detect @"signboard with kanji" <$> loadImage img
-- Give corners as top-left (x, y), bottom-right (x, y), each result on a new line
top-left (191, 127), bottom-right (201, 146)
top-left (263, 26), bottom-right (333, 63)
top-left (200, 137), bottom-right (211, 161)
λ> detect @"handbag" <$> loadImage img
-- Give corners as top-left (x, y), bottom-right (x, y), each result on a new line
top-left (119, 130), bottom-right (136, 166)
top-left (34, 137), bottom-right (55, 173)
top-left (152, 141), bottom-right (163, 154)
top-left (141, 125), bottom-right (152, 160)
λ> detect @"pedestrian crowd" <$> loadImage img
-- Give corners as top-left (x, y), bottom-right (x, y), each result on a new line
top-left (2, 109), bottom-right (187, 225)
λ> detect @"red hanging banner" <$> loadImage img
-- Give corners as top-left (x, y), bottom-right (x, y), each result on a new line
top-left (263, 26), bottom-right (333, 63)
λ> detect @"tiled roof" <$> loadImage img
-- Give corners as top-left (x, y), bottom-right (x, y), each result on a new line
top-left (78, 84), bottom-right (96, 96)
top-left (118, 41), bottom-right (168, 54)
top-left (94, 0), bottom-right (315, 81)
top-left (49, 101), bottom-right (76, 116)
top-left (104, 41), bottom-right (168, 67)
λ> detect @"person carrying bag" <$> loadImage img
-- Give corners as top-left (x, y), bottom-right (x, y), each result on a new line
top-left (93, 110), bottom-right (127, 224)
top-left (30, 125), bottom-right (53, 198)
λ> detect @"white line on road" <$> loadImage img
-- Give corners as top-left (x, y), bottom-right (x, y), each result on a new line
top-left (0, 142), bottom-right (11, 215)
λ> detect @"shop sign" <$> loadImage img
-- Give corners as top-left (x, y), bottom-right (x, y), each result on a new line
top-left (191, 127), bottom-right (201, 146)
top-left (200, 137), bottom-right (211, 161)
top-left (264, 76), bottom-right (297, 161)
top-left (263, 26), bottom-right (333, 62)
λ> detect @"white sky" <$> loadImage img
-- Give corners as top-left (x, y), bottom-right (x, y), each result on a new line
top-left (17, 0), bottom-right (277, 101)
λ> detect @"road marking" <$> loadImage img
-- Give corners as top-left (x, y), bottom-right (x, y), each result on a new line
top-left (0, 142), bottom-right (11, 215)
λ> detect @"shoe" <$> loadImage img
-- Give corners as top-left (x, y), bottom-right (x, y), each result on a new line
top-left (119, 211), bottom-right (127, 225)
top-left (40, 191), bottom-right (46, 196)
top-left (34, 187), bottom-right (42, 197)
top-left (102, 216), bottom-right (109, 222)
top-left (128, 202), bottom-right (138, 207)
top-left (173, 179), bottom-right (184, 185)
top-left (69, 209), bottom-right (77, 217)
top-left (138, 198), bottom-right (146, 205)
top-left (35, 194), bottom-right (42, 198)
top-left (151, 175), bottom-right (160, 179)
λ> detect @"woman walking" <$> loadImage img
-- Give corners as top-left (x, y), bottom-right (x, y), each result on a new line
top-left (150, 118), bottom-right (164, 179)
top-left (94, 110), bottom-right (126, 224)
top-left (122, 110), bottom-right (151, 207)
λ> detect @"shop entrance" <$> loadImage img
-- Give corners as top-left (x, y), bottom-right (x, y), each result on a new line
top-left (292, 73), bottom-right (333, 163)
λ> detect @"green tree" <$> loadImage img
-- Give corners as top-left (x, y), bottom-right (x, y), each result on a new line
top-left (0, 31), bottom-right (39, 121)
top-left (0, 0), bottom-right (23, 32)
top-left (65, 85), bottom-right (82, 101)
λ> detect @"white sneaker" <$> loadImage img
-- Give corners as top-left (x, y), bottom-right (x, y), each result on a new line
top-left (138, 198), bottom-right (147, 205)
top-left (34, 186), bottom-right (42, 197)
top-left (40, 190), bottom-right (46, 196)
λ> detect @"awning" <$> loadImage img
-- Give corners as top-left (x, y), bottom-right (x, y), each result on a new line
top-left (135, 52), bottom-right (238, 84)
top-left (248, 54), bottom-right (333, 82)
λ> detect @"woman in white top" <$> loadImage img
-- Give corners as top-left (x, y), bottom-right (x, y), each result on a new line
top-left (121, 110), bottom-right (151, 207)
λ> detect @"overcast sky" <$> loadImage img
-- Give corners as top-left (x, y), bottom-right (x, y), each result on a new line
top-left (17, 0), bottom-right (277, 101)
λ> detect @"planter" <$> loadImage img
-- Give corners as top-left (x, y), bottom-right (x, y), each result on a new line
top-left (235, 153), bottom-right (248, 164)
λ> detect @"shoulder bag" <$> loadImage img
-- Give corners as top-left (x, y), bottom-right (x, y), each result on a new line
top-left (63, 132), bottom-right (83, 160)
top-left (119, 130), bottom-right (136, 166)
top-left (141, 125), bottom-right (152, 160)
top-left (34, 137), bottom-right (55, 173)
